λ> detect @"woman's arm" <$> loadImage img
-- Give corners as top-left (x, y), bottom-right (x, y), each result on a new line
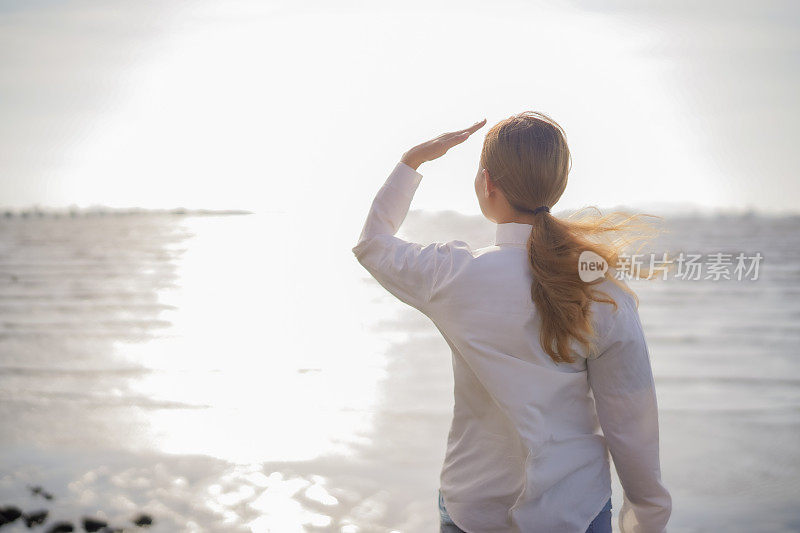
top-left (351, 161), bottom-right (472, 313)
top-left (351, 119), bottom-right (485, 313)
top-left (587, 293), bottom-right (672, 533)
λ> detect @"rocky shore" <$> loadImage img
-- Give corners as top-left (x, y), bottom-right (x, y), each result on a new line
top-left (0, 486), bottom-right (153, 532)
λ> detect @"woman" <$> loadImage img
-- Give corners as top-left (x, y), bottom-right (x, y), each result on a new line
top-left (352, 111), bottom-right (672, 533)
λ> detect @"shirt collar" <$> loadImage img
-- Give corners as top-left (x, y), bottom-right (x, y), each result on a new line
top-left (494, 222), bottom-right (533, 246)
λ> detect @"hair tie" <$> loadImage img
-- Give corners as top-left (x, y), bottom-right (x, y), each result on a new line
top-left (532, 205), bottom-right (550, 215)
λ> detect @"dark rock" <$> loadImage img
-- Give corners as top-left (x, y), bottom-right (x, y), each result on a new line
top-left (132, 513), bottom-right (153, 527)
top-left (99, 528), bottom-right (123, 533)
top-left (29, 485), bottom-right (54, 500)
top-left (46, 522), bottom-right (74, 533)
top-left (23, 509), bottom-right (48, 527)
top-left (0, 505), bottom-right (23, 526)
top-left (82, 517), bottom-right (107, 532)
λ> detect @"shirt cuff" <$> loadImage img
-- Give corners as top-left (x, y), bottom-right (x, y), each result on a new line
top-left (385, 160), bottom-right (424, 193)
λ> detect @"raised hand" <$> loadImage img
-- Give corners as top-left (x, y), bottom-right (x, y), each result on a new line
top-left (400, 118), bottom-right (487, 170)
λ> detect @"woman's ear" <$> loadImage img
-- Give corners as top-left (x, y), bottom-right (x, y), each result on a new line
top-left (482, 168), bottom-right (493, 198)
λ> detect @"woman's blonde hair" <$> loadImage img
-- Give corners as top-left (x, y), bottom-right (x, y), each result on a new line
top-left (480, 111), bottom-right (660, 364)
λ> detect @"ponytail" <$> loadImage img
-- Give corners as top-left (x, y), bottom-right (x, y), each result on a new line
top-left (527, 208), bottom-right (658, 363)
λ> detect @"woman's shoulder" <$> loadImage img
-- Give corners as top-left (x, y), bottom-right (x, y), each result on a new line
top-left (592, 273), bottom-right (638, 309)
top-left (587, 274), bottom-right (641, 345)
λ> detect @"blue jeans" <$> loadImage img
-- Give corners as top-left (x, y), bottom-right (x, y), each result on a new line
top-left (438, 489), bottom-right (612, 533)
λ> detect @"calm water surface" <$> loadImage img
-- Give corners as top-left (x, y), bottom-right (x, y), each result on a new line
top-left (0, 210), bottom-right (798, 532)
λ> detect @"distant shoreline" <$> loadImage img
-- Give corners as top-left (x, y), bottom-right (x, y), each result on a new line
top-left (0, 207), bottom-right (253, 218)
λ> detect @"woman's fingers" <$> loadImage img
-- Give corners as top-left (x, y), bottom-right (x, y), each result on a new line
top-left (403, 118), bottom-right (487, 166)
top-left (448, 131), bottom-right (473, 147)
top-left (440, 120), bottom-right (487, 149)
top-left (442, 118), bottom-right (487, 141)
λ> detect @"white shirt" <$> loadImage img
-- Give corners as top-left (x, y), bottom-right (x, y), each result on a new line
top-left (352, 161), bottom-right (672, 533)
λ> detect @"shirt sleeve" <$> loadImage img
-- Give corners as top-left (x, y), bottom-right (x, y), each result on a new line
top-left (351, 160), bottom-right (470, 314)
top-left (587, 292), bottom-right (672, 533)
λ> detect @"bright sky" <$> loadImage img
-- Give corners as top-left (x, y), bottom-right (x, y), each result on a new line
top-left (1, 0), bottom-right (798, 218)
